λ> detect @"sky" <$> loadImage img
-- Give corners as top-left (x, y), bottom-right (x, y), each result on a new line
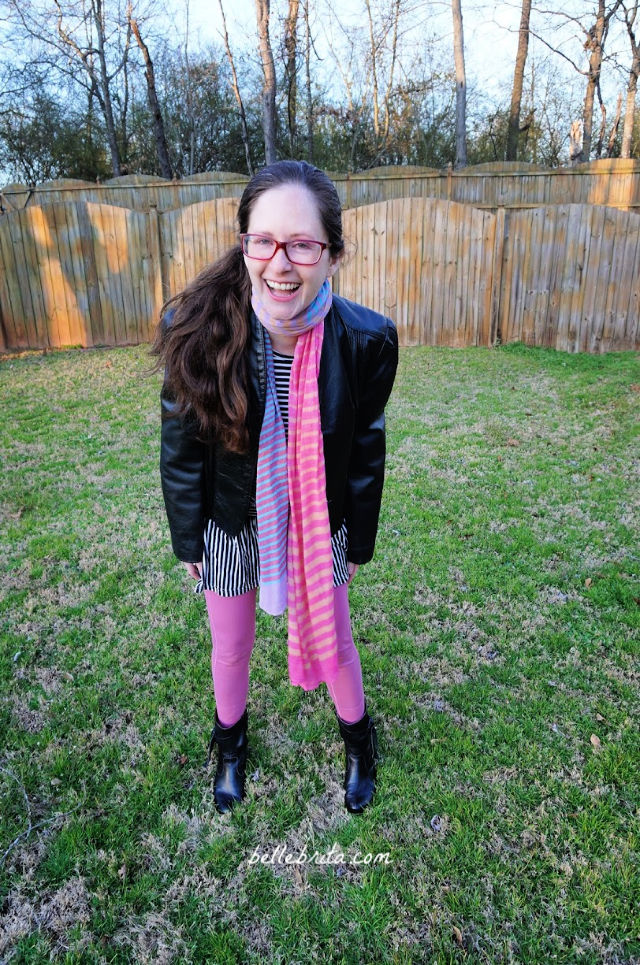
top-left (165, 0), bottom-right (631, 111)
top-left (163, 0), bottom-right (527, 103)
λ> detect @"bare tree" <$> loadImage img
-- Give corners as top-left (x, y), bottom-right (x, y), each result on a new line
top-left (321, 0), bottom-right (404, 167)
top-left (322, 8), bottom-right (368, 169)
top-left (183, 0), bottom-right (197, 174)
top-left (256, 0), bottom-right (277, 164)
top-left (55, 0), bottom-right (126, 174)
top-left (363, 0), bottom-right (400, 153)
top-left (530, 2), bottom-right (624, 162)
top-left (127, 3), bottom-right (172, 178)
top-left (365, 0), bottom-right (381, 140)
top-left (217, 0), bottom-right (254, 173)
top-left (607, 90), bottom-right (623, 154)
top-left (620, 0), bottom-right (640, 157)
top-left (284, 0), bottom-right (299, 156)
top-left (580, 0), bottom-right (623, 160)
top-left (506, 0), bottom-right (532, 161)
top-left (451, 0), bottom-right (467, 167)
top-left (4, 0), bottom-right (136, 176)
top-left (594, 74), bottom-right (608, 156)
top-left (303, 0), bottom-right (313, 161)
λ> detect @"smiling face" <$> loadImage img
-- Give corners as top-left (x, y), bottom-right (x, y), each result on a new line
top-left (243, 183), bottom-right (340, 320)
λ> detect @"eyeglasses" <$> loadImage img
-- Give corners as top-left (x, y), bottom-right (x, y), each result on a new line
top-left (240, 234), bottom-right (329, 266)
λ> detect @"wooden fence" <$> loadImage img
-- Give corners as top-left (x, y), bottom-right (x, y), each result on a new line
top-left (1, 197), bottom-right (639, 353)
top-left (338, 198), bottom-right (497, 347)
top-left (339, 200), bottom-right (640, 352)
top-left (2, 160), bottom-right (640, 214)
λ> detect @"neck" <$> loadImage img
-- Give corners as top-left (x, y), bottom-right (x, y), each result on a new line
top-left (269, 332), bottom-right (298, 356)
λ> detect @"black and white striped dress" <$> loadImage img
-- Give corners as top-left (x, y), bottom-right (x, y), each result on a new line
top-left (195, 350), bottom-right (350, 596)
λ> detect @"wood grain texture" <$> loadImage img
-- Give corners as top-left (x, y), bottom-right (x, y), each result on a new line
top-left (1, 195), bottom-right (639, 352)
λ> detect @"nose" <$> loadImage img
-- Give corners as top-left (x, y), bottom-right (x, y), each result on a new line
top-left (269, 244), bottom-right (293, 270)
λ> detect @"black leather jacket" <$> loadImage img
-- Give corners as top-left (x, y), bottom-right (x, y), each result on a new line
top-left (160, 294), bottom-right (398, 565)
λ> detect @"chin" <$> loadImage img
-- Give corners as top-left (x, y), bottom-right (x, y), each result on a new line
top-left (265, 294), bottom-right (303, 315)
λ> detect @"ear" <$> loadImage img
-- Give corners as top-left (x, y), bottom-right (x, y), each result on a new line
top-left (327, 253), bottom-right (342, 278)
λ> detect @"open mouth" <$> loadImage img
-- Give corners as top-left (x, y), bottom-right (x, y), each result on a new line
top-left (266, 280), bottom-right (301, 293)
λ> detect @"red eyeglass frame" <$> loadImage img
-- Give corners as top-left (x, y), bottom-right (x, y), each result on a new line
top-left (240, 234), bottom-right (329, 265)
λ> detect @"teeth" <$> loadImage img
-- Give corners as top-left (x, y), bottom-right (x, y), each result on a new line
top-left (267, 281), bottom-right (300, 291)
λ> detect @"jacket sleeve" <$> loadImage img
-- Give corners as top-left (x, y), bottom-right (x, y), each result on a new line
top-left (344, 318), bottom-right (399, 564)
top-left (160, 373), bottom-right (206, 563)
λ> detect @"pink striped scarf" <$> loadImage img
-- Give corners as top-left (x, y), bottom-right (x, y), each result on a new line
top-left (253, 281), bottom-right (339, 690)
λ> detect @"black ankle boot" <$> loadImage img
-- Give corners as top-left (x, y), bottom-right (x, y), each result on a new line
top-left (207, 709), bottom-right (248, 814)
top-left (336, 706), bottom-right (378, 814)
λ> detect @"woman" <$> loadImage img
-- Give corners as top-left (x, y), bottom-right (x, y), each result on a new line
top-left (154, 160), bottom-right (398, 815)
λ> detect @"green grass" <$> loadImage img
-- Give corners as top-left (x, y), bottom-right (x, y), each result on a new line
top-left (1, 342), bottom-right (638, 964)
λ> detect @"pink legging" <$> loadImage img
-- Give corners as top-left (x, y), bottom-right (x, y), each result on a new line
top-left (204, 583), bottom-right (366, 727)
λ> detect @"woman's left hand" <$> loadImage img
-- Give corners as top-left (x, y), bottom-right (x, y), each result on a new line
top-left (347, 562), bottom-right (359, 585)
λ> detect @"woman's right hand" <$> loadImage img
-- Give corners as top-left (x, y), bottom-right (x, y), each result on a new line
top-left (184, 562), bottom-right (202, 580)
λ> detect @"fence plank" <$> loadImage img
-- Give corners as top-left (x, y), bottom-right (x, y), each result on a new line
top-left (76, 203), bottom-right (105, 345)
top-left (62, 202), bottom-right (93, 346)
top-left (418, 202), bottom-right (436, 344)
top-left (142, 205), bottom-right (163, 338)
top-left (572, 206), bottom-right (595, 352)
top-left (621, 214), bottom-right (640, 349)
top-left (18, 208), bottom-right (48, 348)
top-left (40, 206), bottom-right (76, 347)
top-left (603, 210), bottom-right (632, 352)
top-left (0, 214), bottom-right (27, 347)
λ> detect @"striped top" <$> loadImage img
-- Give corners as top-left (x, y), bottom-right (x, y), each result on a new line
top-left (194, 349), bottom-right (349, 596)
top-left (273, 350), bottom-right (294, 436)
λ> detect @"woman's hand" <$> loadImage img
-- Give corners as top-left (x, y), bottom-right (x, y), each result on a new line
top-left (184, 561), bottom-right (202, 580)
top-left (347, 562), bottom-right (359, 585)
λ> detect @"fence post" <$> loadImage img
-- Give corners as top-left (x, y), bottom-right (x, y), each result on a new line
top-left (489, 206), bottom-right (506, 345)
top-left (146, 202), bottom-right (164, 330)
top-left (0, 295), bottom-right (7, 351)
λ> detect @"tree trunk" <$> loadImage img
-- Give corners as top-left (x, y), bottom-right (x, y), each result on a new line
top-left (595, 78), bottom-right (606, 157)
top-left (183, 0), bottom-right (196, 176)
top-left (285, 0), bottom-right (299, 156)
top-left (570, 119), bottom-right (583, 165)
top-left (621, 62), bottom-right (639, 157)
top-left (304, 0), bottom-right (313, 162)
top-left (255, 0), bottom-right (277, 165)
top-left (52, 0), bottom-right (122, 174)
top-left (93, 0), bottom-right (122, 175)
top-left (365, 0), bottom-right (380, 139)
top-left (120, 21), bottom-right (131, 171)
top-left (506, 0), bottom-right (532, 161)
top-left (218, 0), bottom-right (253, 174)
top-left (621, 3), bottom-right (639, 158)
top-left (451, 0), bottom-right (467, 168)
top-left (580, 1), bottom-right (605, 161)
top-left (382, 0), bottom-right (401, 147)
top-left (579, 0), bottom-right (622, 162)
top-left (607, 91), bottom-right (623, 155)
top-left (128, 8), bottom-right (173, 178)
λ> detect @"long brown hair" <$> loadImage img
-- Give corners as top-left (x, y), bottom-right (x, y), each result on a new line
top-left (152, 161), bottom-right (345, 453)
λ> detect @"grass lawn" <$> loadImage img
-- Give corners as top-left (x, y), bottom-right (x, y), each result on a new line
top-left (0, 342), bottom-right (638, 964)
